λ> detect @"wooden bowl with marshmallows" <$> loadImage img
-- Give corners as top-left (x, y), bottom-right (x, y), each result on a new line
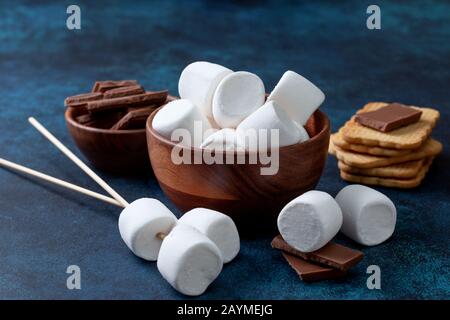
top-left (146, 62), bottom-right (330, 233)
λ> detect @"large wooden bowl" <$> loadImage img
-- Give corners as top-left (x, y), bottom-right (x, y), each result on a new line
top-left (146, 109), bottom-right (330, 234)
top-left (65, 107), bottom-right (150, 174)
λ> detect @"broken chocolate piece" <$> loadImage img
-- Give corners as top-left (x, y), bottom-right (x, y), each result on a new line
top-left (166, 95), bottom-right (178, 103)
top-left (272, 235), bottom-right (363, 271)
top-left (92, 80), bottom-right (138, 93)
top-left (103, 85), bottom-right (145, 99)
top-left (65, 92), bottom-right (103, 107)
top-left (66, 80), bottom-right (168, 131)
top-left (76, 110), bottom-right (126, 128)
top-left (126, 104), bottom-right (156, 112)
top-left (75, 114), bottom-right (95, 126)
top-left (355, 103), bottom-right (422, 132)
top-left (282, 253), bottom-right (346, 282)
top-left (111, 106), bottom-right (156, 130)
top-left (87, 90), bottom-right (168, 113)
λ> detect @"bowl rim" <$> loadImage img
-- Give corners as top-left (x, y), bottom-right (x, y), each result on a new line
top-left (65, 107), bottom-right (146, 135)
top-left (146, 106), bottom-right (330, 155)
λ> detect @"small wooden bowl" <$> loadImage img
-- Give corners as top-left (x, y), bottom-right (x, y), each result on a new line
top-left (65, 107), bottom-right (150, 174)
top-left (146, 108), bottom-right (330, 234)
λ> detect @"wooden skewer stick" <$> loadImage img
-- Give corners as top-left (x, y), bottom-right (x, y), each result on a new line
top-left (0, 158), bottom-right (165, 238)
top-left (28, 117), bottom-right (129, 208)
top-left (0, 158), bottom-right (124, 208)
top-left (27, 118), bottom-right (165, 240)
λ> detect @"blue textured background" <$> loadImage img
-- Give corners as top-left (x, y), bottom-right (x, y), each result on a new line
top-left (0, 0), bottom-right (448, 299)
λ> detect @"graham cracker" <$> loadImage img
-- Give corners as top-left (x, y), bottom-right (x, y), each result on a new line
top-left (339, 158), bottom-right (434, 188)
top-left (338, 159), bottom-right (424, 179)
top-left (328, 140), bottom-right (338, 156)
top-left (331, 131), bottom-right (412, 157)
top-left (330, 138), bottom-right (442, 168)
top-left (341, 102), bottom-right (440, 149)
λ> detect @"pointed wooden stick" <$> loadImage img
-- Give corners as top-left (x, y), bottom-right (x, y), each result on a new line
top-left (28, 117), bottom-right (129, 207)
top-left (0, 158), bottom-right (124, 208)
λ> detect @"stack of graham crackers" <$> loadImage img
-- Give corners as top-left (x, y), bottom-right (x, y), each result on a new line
top-left (329, 102), bottom-right (442, 188)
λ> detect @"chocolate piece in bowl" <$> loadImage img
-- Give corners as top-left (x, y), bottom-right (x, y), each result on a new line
top-left (87, 90), bottom-right (168, 113)
top-left (66, 107), bottom-right (149, 173)
top-left (75, 113), bottom-right (95, 126)
top-left (65, 80), bottom-right (170, 174)
top-left (111, 106), bottom-right (157, 130)
top-left (75, 109), bottom-right (126, 129)
top-left (103, 84), bottom-right (145, 99)
top-left (92, 80), bottom-right (138, 93)
top-left (65, 92), bottom-right (103, 108)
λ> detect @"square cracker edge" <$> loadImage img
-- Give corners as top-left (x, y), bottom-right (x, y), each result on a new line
top-left (341, 102), bottom-right (440, 149)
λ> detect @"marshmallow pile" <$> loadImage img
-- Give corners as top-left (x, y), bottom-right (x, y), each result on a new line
top-left (278, 184), bottom-right (397, 252)
top-left (118, 199), bottom-right (240, 296)
top-left (153, 61), bottom-right (325, 150)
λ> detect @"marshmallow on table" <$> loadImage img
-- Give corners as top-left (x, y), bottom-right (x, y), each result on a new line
top-left (268, 70), bottom-right (325, 126)
top-left (179, 208), bottom-right (240, 263)
top-left (212, 71), bottom-right (265, 128)
top-left (152, 99), bottom-right (212, 147)
top-left (237, 100), bottom-right (304, 150)
top-left (179, 61), bottom-right (233, 119)
top-left (278, 191), bottom-right (343, 253)
top-left (335, 184), bottom-right (397, 246)
top-left (200, 128), bottom-right (245, 152)
top-left (157, 224), bottom-right (223, 296)
top-left (118, 198), bottom-right (177, 261)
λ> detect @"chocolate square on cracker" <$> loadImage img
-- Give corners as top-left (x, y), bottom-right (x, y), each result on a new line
top-left (341, 102), bottom-right (439, 149)
top-left (355, 103), bottom-right (422, 132)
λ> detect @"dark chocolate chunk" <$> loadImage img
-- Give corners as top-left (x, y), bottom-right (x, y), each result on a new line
top-left (126, 104), bottom-right (157, 113)
top-left (65, 92), bottom-right (103, 108)
top-left (166, 95), bottom-right (178, 103)
top-left (271, 235), bottom-right (363, 271)
top-left (76, 110), bottom-right (126, 128)
top-left (103, 85), bottom-right (145, 99)
top-left (355, 103), bottom-right (422, 132)
top-left (92, 80), bottom-right (138, 93)
top-left (94, 111), bottom-right (127, 129)
top-left (87, 90), bottom-right (168, 113)
top-left (75, 114), bottom-right (95, 126)
top-left (282, 253), bottom-right (346, 282)
top-left (111, 106), bottom-right (157, 130)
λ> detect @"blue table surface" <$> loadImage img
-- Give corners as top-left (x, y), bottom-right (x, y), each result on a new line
top-left (0, 0), bottom-right (448, 300)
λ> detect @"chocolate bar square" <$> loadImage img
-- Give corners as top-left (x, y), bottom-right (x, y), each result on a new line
top-left (355, 103), bottom-right (422, 132)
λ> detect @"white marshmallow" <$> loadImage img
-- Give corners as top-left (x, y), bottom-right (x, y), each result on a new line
top-left (268, 70), bottom-right (325, 125)
top-left (152, 99), bottom-right (212, 147)
top-left (212, 71), bottom-right (265, 128)
top-left (294, 122), bottom-right (310, 142)
top-left (200, 128), bottom-right (245, 152)
top-left (278, 191), bottom-right (343, 253)
top-left (236, 100), bottom-right (302, 150)
top-left (335, 184), bottom-right (397, 246)
top-left (179, 208), bottom-right (240, 263)
top-left (157, 224), bottom-right (223, 296)
top-left (178, 61), bottom-right (233, 118)
top-left (118, 198), bottom-right (177, 261)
